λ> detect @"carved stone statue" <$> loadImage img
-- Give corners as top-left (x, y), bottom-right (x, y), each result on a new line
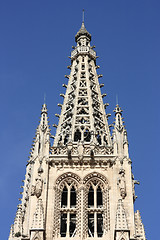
top-left (31, 174), bottom-right (43, 198)
top-left (77, 141), bottom-right (84, 161)
top-left (35, 174), bottom-right (43, 198)
top-left (117, 169), bottom-right (126, 199)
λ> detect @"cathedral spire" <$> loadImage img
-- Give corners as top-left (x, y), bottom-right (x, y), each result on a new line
top-left (53, 22), bottom-right (112, 150)
top-left (9, 19), bottom-right (147, 240)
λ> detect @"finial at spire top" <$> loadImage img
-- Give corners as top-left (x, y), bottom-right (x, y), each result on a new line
top-left (82, 9), bottom-right (84, 23)
top-left (75, 10), bottom-right (91, 42)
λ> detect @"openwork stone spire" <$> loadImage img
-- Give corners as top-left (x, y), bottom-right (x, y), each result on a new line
top-left (54, 22), bottom-right (111, 147)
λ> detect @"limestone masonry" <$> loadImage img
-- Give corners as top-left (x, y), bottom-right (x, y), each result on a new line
top-left (9, 21), bottom-right (146, 240)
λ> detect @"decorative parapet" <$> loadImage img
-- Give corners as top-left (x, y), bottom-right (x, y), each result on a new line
top-left (51, 144), bottom-right (113, 156)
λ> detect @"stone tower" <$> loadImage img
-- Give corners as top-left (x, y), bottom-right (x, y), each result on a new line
top-left (9, 21), bottom-right (146, 240)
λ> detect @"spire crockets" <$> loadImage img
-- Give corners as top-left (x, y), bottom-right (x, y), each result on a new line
top-left (53, 21), bottom-right (111, 147)
top-left (112, 104), bottom-right (129, 157)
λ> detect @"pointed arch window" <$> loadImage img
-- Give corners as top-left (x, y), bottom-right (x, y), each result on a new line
top-left (87, 183), bottom-right (103, 238)
top-left (60, 183), bottom-right (77, 237)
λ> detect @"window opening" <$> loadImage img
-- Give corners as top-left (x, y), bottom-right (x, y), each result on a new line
top-left (61, 186), bottom-right (68, 208)
top-left (82, 57), bottom-right (84, 62)
top-left (81, 72), bottom-right (86, 79)
top-left (60, 213), bottom-right (67, 237)
top-left (82, 64), bottom-right (85, 70)
top-left (78, 98), bottom-right (88, 105)
top-left (64, 134), bottom-right (69, 145)
top-left (74, 129), bottom-right (81, 142)
top-left (79, 108), bottom-right (88, 115)
top-left (88, 214), bottom-right (94, 237)
top-left (97, 186), bottom-right (103, 208)
top-left (118, 115), bottom-right (121, 128)
top-left (103, 135), bottom-right (108, 145)
top-left (97, 134), bottom-right (102, 145)
top-left (87, 182), bottom-right (104, 238)
top-left (38, 142), bottom-right (41, 153)
top-left (70, 186), bottom-right (76, 208)
top-left (70, 214), bottom-right (76, 237)
top-left (88, 186), bottom-right (94, 207)
top-left (97, 214), bottom-right (103, 237)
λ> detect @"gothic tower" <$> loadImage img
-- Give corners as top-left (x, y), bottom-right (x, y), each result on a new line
top-left (9, 21), bottom-right (146, 240)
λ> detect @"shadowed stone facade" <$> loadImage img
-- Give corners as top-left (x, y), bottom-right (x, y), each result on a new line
top-left (9, 21), bottom-right (146, 240)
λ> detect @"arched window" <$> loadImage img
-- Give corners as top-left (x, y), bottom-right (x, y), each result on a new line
top-left (88, 183), bottom-right (103, 238)
top-left (60, 183), bottom-right (77, 237)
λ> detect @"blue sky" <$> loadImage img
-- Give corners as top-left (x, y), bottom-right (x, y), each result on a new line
top-left (0, 0), bottom-right (159, 239)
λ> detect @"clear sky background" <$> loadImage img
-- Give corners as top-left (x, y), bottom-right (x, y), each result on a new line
top-left (0, 0), bottom-right (159, 239)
